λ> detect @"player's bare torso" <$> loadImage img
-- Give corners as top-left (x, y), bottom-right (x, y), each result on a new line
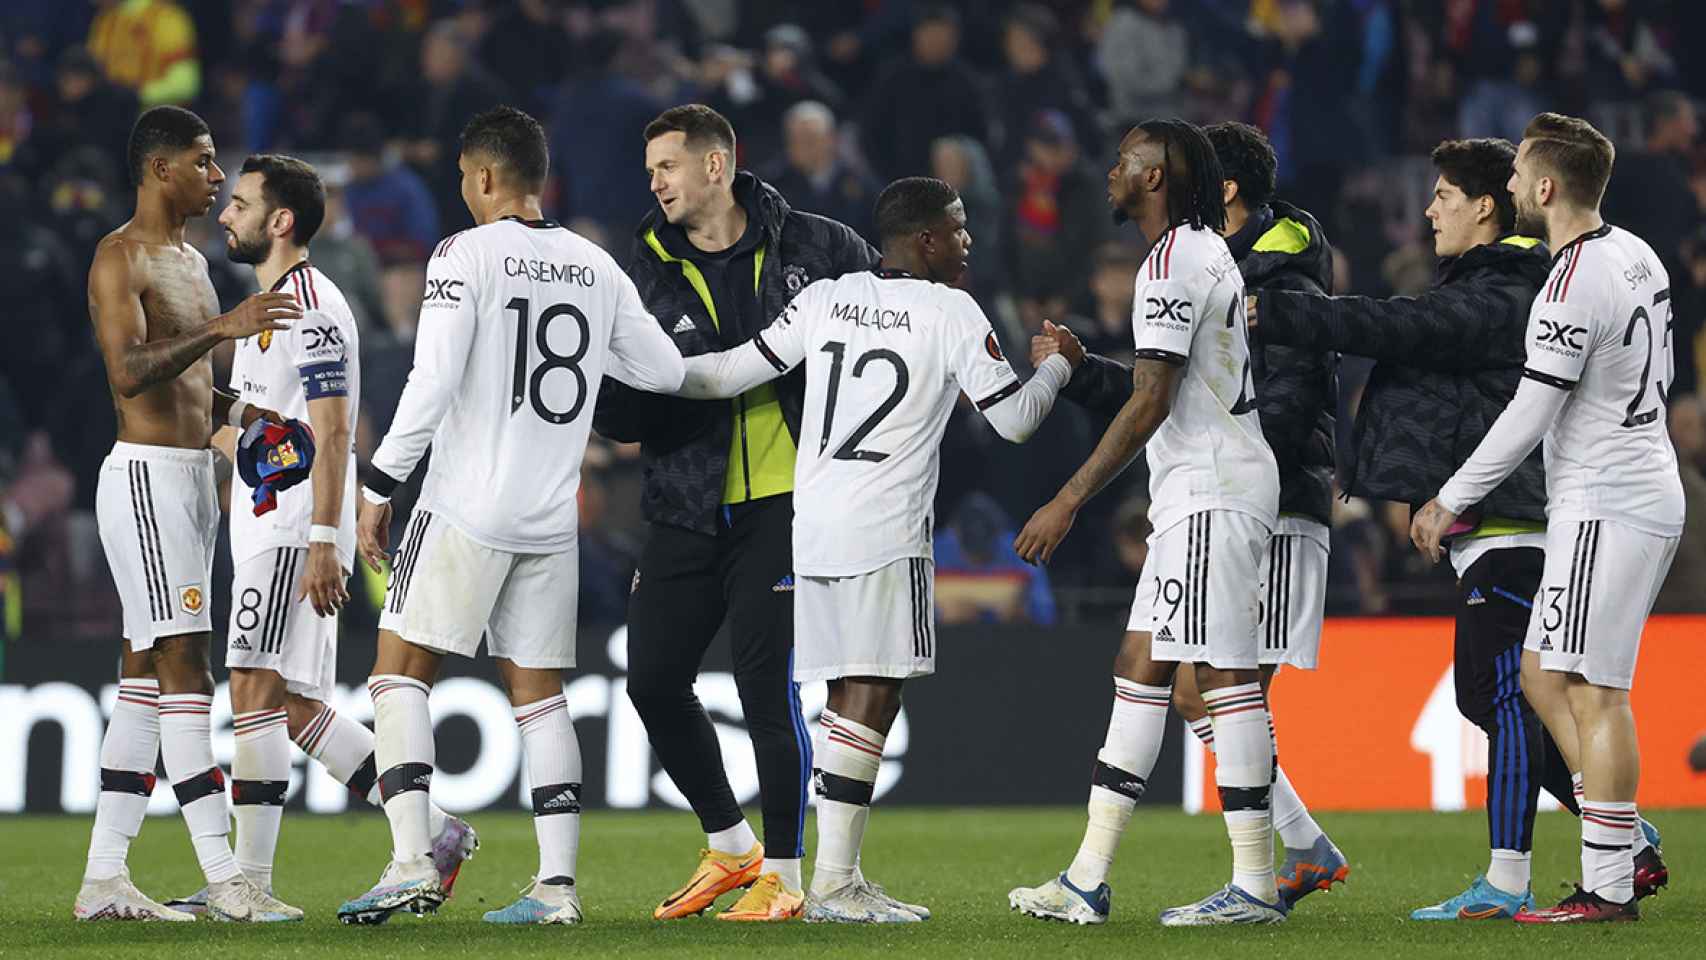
top-left (92, 223), bottom-right (222, 449)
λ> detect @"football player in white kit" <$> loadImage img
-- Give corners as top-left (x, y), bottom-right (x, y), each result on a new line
top-left (161, 155), bottom-right (474, 918)
top-left (1413, 112), bottom-right (1683, 923)
top-left (1007, 119), bottom-right (1285, 926)
top-left (657, 176), bottom-right (1076, 922)
top-left (337, 107), bottom-right (686, 926)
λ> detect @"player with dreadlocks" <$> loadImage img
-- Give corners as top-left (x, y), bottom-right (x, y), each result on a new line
top-left (1008, 118), bottom-right (1287, 926)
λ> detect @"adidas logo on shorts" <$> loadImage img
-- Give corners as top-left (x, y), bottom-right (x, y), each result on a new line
top-left (1539, 636), bottom-right (1554, 651)
top-left (1156, 625), bottom-right (1176, 642)
top-left (231, 635), bottom-right (252, 651)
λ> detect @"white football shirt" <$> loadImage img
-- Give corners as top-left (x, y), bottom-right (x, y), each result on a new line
top-left (370, 217), bottom-right (685, 551)
top-left (740, 270), bottom-right (1055, 576)
top-left (229, 262), bottom-right (360, 568)
top-left (1515, 225), bottom-right (1683, 536)
top-left (1131, 224), bottom-right (1279, 534)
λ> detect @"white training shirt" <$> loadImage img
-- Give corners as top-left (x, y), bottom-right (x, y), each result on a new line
top-left (229, 261), bottom-right (360, 568)
top-left (370, 217), bottom-right (686, 552)
top-left (679, 269), bottom-right (1071, 577)
top-left (1131, 224), bottom-right (1279, 534)
top-left (1440, 224), bottom-right (1684, 537)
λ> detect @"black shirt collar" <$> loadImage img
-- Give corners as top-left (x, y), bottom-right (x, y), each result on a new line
top-left (501, 214), bottom-right (562, 229)
top-left (269, 259), bottom-right (311, 292)
top-left (873, 265), bottom-right (922, 281)
top-left (1550, 223), bottom-right (1612, 266)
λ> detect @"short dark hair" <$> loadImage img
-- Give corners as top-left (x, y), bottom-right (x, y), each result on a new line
top-left (643, 103), bottom-right (736, 156)
top-left (1430, 138), bottom-right (1517, 233)
top-left (240, 154), bottom-right (326, 245)
top-left (460, 105), bottom-right (549, 192)
top-left (1135, 118), bottom-right (1227, 232)
top-left (1204, 121), bottom-right (1276, 211)
top-left (127, 105), bottom-right (210, 187)
top-left (1522, 112), bottom-right (1615, 209)
top-left (915, 4), bottom-right (961, 29)
top-left (874, 176), bottom-right (960, 242)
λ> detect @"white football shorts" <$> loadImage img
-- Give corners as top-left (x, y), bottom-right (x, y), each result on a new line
top-left (225, 547), bottom-right (338, 701)
top-left (379, 510), bottom-right (578, 669)
top-left (1258, 517), bottom-right (1329, 669)
top-left (795, 557), bottom-right (935, 682)
top-left (95, 442), bottom-right (219, 650)
top-left (1129, 509), bottom-right (1269, 670)
top-left (1523, 517), bottom-right (1677, 689)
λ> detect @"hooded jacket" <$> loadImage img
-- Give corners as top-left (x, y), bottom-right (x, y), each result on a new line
top-left (1060, 201), bottom-right (1338, 525)
top-left (1255, 234), bottom-right (1553, 522)
top-left (593, 171), bottom-right (878, 535)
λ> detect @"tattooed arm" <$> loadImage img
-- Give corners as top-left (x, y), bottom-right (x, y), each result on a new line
top-left (1013, 358), bottom-right (1182, 564)
top-left (87, 239), bottom-right (300, 398)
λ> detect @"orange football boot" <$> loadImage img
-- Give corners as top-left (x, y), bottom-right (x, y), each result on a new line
top-left (653, 843), bottom-right (764, 920)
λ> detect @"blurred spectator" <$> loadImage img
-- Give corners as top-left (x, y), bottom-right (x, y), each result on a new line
top-left (309, 171), bottom-right (389, 341)
top-left (85, 0), bottom-right (201, 107)
top-left (1065, 243), bottom-right (1143, 361)
top-left (993, 5), bottom-right (1097, 170)
top-left (479, 0), bottom-right (572, 118)
top-left (340, 112), bottom-right (438, 339)
top-left (548, 29), bottom-right (665, 239)
top-left (858, 5), bottom-right (990, 182)
top-left (396, 20), bottom-right (508, 232)
top-left (1010, 110), bottom-right (1108, 335)
top-left (763, 101), bottom-right (878, 244)
top-left (0, 63), bottom-right (31, 169)
top-left (29, 47), bottom-right (138, 188)
top-left (933, 492), bottom-right (1057, 625)
top-left (1456, 18), bottom-right (1547, 142)
top-left (577, 456), bottom-right (639, 626)
top-left (1583, 0), bottom-right (1676, 98)
top-left (1097, 0), bottom-right (1189, 128)
top-left (1658, 394), bottom-right (1706, 612)
top-left (711, 24), bottom-right (845, 167)
top-left (930, 134), bottom-right (1006, 303)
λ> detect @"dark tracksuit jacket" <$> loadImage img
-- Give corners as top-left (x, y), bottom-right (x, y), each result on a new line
top-left (593, 172), bottom-right (877, 857)
top-left (1257, 233), bottom-right (1581, 850)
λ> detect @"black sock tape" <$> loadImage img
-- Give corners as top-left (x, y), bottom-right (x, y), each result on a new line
top-left (172, 767), bottom-right (227, 806)
top-left (231, 779), bottom-right (289, 806)
top-left (101, 768), bottom-right (157, 797)
top-left (814, 770), bottom-right (875, 806)
top-left (377, 761), bottom-right (433, 802)
top-left (1091, 760), bottom-right (1148, 802)
top-left (531, 782), bottom-right (582, 816)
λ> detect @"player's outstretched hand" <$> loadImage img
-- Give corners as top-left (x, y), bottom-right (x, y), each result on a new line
top-left (357, 497), bottom-right (393, 574)
top-left (299, 541), bottom-right (350, 616)
top-left (1042, 320), bottom-right (1084, 368)
top-left (215, 291), bottom-right (301, 340)
top-left (1014, 497), bottom-right (1076, 566)
top-left (1409, 497), bottom-right (1458, 565)
top-left (1030, 331), bottom-right (1060, 368)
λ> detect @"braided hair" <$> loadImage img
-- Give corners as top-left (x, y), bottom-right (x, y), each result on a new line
top-left (1136, 118), bottom-right (1227, 233)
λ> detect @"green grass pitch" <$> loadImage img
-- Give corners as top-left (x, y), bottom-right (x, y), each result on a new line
top-left (3, 808), bottom-right (1703, 957)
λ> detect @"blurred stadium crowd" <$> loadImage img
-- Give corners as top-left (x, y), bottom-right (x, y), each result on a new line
top-left (4, 0), bottom-right (1706, 651)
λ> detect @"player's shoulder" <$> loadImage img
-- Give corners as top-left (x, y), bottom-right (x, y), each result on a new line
top-left (1143, 224), bottom-right (1234, 284)
top-left (1541, 224), bottom-right (1635, 307)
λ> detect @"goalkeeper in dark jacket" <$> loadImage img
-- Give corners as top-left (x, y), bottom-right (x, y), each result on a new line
top-left (1253, 137), bottom-right (1667, 919)
top-left (1036, 122), bottom-right (1344, 910)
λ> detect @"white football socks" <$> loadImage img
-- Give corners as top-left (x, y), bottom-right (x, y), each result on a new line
top-left (1204, 683), bottom-right (1276, 904)
top-left (1581, 800), bottom-right (1637, 904)
top-left (1066, 678), bottom-right (1169, 890)
top-left (515, 693), bottom-right (582, 883)
top-left (158, 692), bottom-right (240, 884)
top-left (231, 707), bottom-right (290, 890)
top-left (294, 704), bottom-right (449, 835)
top-left (1188, 711), bottom-right (1324, 851)
top-left (708, 820), bottom-right (759, 855)
top-left (85, 678), bottom-right (160, 882)
top-left (811, 717), bottom-right (884, 897)
top-left (1487, 849), bottom-right (1532, 895)
top-left (368, 675), bottom-right (435, 862)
